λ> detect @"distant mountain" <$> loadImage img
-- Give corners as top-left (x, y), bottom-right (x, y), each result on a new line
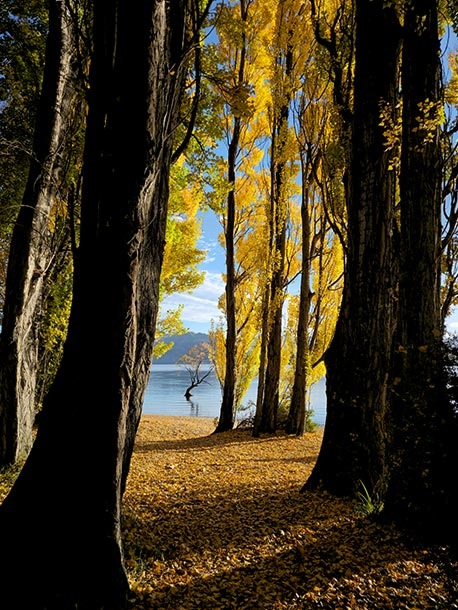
top-left (154, 332), bottom-right (210, 364)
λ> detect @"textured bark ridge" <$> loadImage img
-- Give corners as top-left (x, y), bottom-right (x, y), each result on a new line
top-left (305, 0), bottom-right (401, 496)
top-left (0, 1), bottom-right (191, 607)
top-left (384, 0), bottom-right (455, 534)
top-left (0, 0), bottom-right (76, 464)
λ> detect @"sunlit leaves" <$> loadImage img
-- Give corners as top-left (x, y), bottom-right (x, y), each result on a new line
top-left (412, 98), bottom-right (444, 149)
top-left (161, 162), bottom-right (206, 298)
top-left (153, 306), bottom-right (187, 360)
top-left (156, 160), bottom-right (207, 355)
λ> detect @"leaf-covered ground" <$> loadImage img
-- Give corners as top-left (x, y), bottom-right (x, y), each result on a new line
top-left (123, 416), bottom-right (458, 609)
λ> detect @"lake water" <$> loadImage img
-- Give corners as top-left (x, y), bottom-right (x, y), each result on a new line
top-left (143, 364), bottom-right (327, 425)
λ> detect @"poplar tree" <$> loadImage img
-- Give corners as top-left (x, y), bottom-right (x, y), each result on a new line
top-left (305, 0), bottom-right (401, 495)
top-left (384, 0), bottom-right (456, 535)
top-left (214, 0), bottom-right (250, 432)
top-left (286, 9), bottom-right (344, 435)
top-left (209, 0), bottom-right (272, 430)
top-left (254, 0), bottom-right (297, 434)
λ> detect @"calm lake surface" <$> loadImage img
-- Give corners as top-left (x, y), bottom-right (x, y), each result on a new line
top-left (143, 364), bottom-right (327, 425)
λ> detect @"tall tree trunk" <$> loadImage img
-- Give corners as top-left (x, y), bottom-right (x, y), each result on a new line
top-left (253, 282), bottom-right (270, 436)
top-left (261, 282), bottom-right (285, 431)
top-left (215, 0), bottom-right (249, 433)
top-left (215, 119), bottom-right (240, 432)
top-left (384, 0), bottom-right (456, 535)
top-left (0, 0), bottom-right (76, 465)
top-left (258, 24), bottom-right (293, 434)
top-left (259, 168), bottom-right (286, 433)
top-left (287, 152), bottom-right (313, 435)
top-left (305, 0), bottom-right (400, 496)
top-left (0, 1), bottom-right (190, 607)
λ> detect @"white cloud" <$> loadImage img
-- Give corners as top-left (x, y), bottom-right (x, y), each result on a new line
top-left (199, 238), bottom-right (219, 250)
top-left (446, 305), bottom-right (458, 331)
top-left (160, 271), bottom-right (225, 329)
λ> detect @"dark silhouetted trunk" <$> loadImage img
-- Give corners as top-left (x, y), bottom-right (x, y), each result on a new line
top-left (253, 284), bottom-right (270, 436)
top-left (258, 170), bottom-right (286, 433)
top-left (0, 1), bottom-right (190, 607)
top-left (384, 0), bottom-right (456, 537)
top-left (215, 119), bottom-right (240, 432)
top-left (258, 24), bottom-right (293, 434)
top-left (215, 0), bottom-right (249, 433)
top-left (287, 152), bottom-right (313, 436)
top-left (305, 0), bottom-right (400, 496)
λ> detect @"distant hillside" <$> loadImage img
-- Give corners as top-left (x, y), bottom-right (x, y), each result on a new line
top-left (154, 332), bottom-right (210, 364)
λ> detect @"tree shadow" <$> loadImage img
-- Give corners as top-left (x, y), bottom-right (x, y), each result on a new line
top-left (124, 424), bottom-right (457, 610)
top-left (134, 428), bottom-right (315, 453)
top-left (125, 486), bottom-right (454, 609)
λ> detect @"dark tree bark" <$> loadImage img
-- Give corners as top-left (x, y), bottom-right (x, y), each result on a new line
top-left (253, 282), bottom-right (270, 436)
top-left (305, 0), bottom-right (401, 496)
top-left (256, 153), bottom-right (286, 434)
top-left (286, 148), bottom-right (315, 436)
top-left (215, 0), bottom-right (248, 433)
top-left (257, 21), bottom-right (293, 434)
top-left (0, 0), bottom-right (77, 464)
top-left (384, 0), bottom-right (456, 536)
top-left (0, 1), bottom-right (191, 607)
top-left (215, 118), bottom-right (240, 432)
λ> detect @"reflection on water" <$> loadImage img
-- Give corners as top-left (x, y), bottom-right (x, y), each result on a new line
top-left (143, 364), bottom-right (326, 425)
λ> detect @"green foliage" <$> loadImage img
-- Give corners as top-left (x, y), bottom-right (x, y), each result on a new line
top-left (160, 163), bottom-right (206, 297)
top-left (0, 1), bottom-right (48, 123)
top-left (0, 459), bottom-right (23, 501)
top-left (153, 306), bottom-right (188, 360)
top-left (304, 412), bottom-right (318, 433)
top-left (37, 260), bottom-right (73, 408)
top-left (0, 1), bottom-right (49, 308)
top-left (355, 480), bottom-right (384, 517)
top-left (446, 0), bottom-right (458, 34)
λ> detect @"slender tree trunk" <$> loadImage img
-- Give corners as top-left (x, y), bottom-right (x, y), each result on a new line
top-left (215, 0), bottom-right (249, 433)
top-left (215, 120), bottom-right (240, 432)
top-left (384, 0), bottom-right (456, 536)
top-left (0, 0), bottom-right (76, 465)
top-left (258, 28), bottom-right (293, 434)
top-left (287, 153), bottom-right (313, 435)
top-left (261, 248), bottom-right (286, 432)
top-left (305, 0), bottom-right (400, 496)
top-left (0, 1), bottom-right (190, 607)
top-left (253, 282), bottom-right (270, 436)
top-left (256, 159), bottom-right (286, 434)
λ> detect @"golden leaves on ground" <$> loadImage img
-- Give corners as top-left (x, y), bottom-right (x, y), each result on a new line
top-left (124, 416), bottom-right (458, 609)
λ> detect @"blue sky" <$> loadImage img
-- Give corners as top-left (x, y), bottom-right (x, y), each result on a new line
top-left (159, 26), bottom-right (458, 337)
top-left (160, 210), bottom-right (226, 334)
top-left (160, 205), bottom-right (458, 336)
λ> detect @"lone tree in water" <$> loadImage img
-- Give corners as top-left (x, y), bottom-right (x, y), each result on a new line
top-left (178, 342), bottom-right (213, 399)
top-left (0, 0), bottom-right (201, 607)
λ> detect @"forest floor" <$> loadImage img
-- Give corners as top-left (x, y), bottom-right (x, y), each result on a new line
top-left (123, 415), bottom-right (458, 610)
